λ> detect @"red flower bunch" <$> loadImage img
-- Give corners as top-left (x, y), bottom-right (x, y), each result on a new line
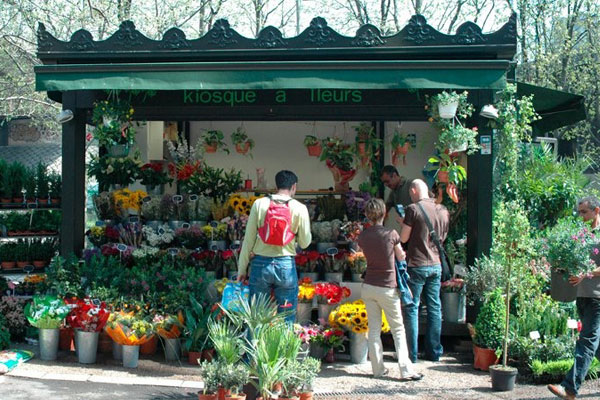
top-left (221, 249), bottom-right (235, 260)
top-left (168, 161), bottom-right (202, 182)
top-left (295, 253), bottom-right (309, 267)
top-left (294, 323), bottom-right (321, 344)
top-left (65, 298), bottom-right (110, 332)
top-left (311, 326), bottom-right (345, 350)
top-left (142, 162), bottom-right (163, 173)
top-left (105, 226), bottom-right (120, 241)
top-left (440, 278), bottom-right (465, 293)
top-left (315, 282), bottom-right (351, 305)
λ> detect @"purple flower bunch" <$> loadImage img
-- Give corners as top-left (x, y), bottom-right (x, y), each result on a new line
top-left (344, 191), bottom-right (371, 221)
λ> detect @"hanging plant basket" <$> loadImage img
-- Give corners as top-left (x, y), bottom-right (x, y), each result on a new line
top-left (235, 142), bottom-right (251, 155)
top-left (437, 170), bottom-right (449, 183)
top-left (204, 143), bottom-right (218, 153)
top-left (306, 143), bottom-right (322, 157)
top-left (449, 141), bottom-right (468, 155)
top-left (357, 142), bottom-right (367, 156)
top-left (438, 100), bottom-right (459, 119)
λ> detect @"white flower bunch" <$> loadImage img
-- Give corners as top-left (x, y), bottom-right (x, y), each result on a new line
top-left (143, 224), bottom-right (175, 247)
top-left (132, 245), bottom-right (160, 259)
top-left (312, 219), bottom-right (342, 242)
top-left (166, 137), bottom-right (204, 163)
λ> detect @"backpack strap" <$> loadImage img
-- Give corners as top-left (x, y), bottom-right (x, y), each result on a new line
top-left (416, 202), bottom-right (453, 277)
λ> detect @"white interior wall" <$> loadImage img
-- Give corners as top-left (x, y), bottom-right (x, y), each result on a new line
top-left (188, 121), bottom-right (439, 192)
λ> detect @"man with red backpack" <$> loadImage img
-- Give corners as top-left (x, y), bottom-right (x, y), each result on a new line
top-left (237, 170), bottom-right (312, 322)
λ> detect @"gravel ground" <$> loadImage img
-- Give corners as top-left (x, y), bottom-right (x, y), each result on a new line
top-left (5, 343), bottom-right (600, 400)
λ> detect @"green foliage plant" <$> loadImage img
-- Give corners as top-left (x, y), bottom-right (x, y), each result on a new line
top-left (319, 137), bottom-right (355, 171)
top-left (0, 159), bottom-right (7, 198)
top-left (208, 318), bottom-right (244, 364)
top-left (427, 152), bottom-right (467, 186)
top-left (7, 162), bottom-right (27, 198)
top-left (48, 172), bottom-right (61, 199)
top-left (184, 164), bottom-right (242, 202)
top-left (220, 362), bottom-right (250, 394)
top-left (0, 313), bottom-right (11, 350)
top-left (183, 295), bottom-right (213, 353)
top-left (198, 359), bottom-right (225, 395)
top-left (41, 255), bottom-right (82, 298)
top-left (531, 358), bottom-right (600, 383)
top-left (201, 130), bottom-right (229, 153)
top-left (35, 163), bottom-right (49, 199)
top-left (473, 288), bottom-right (506, 351)
top-left (230, 126), bottom-right (254, 148)
top-left (303, 135), bottom-right (319, 146)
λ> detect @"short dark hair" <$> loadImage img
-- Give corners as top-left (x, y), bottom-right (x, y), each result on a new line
top-left (275, 170), bottom-right (298, 190)
top-left (381, 165), bottom-right (399, 177)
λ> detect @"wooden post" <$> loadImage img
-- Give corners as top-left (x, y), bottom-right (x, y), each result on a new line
top-left (60, 91), bottom-right (86, 257)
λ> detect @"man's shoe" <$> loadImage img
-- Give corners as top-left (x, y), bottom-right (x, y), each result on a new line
top-left (374, 368), bottom-right (389, 378)
top-left (399, 373), bottom-right (424, 382)
top-left (547, 384), bottom-right (576, 400)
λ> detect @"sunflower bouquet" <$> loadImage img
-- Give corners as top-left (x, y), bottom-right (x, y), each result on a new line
top-left (298, 277), bottom-right (316, 304)
top-left (227, 194), bottom-right (261, 216)
top-left (347, 251), bottom-right (367, 274)
top-left (328, 300), bottom-right (390, 334)
top-left (105, 311), bottom-right (155, 346)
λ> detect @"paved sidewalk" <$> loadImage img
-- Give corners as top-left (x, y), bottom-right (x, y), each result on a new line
top-left (3, 343), bottom-right (600, 399)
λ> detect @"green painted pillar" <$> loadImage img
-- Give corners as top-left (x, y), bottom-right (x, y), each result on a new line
top-left (466, 90), bottom-right (494, 267)
top-left (60, 91), bottom-right (86, 257)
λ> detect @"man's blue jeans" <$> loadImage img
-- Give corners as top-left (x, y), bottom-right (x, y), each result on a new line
top-left (562, 297), bottom-right (600, 395)
top-left (249, 255), bottom-right (298, 323)
top-left (402, 265), bottom-right (443, 362)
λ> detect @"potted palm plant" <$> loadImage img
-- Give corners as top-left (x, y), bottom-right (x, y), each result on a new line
top-left (202, 130), bottom-right (229, 154)
top-left (231, 126), bottom-right (254, 156)
top-left (303, 135), bottom-right (322, 157)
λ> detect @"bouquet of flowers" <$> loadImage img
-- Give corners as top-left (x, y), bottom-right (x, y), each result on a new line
top-left (312, 220), bottom-right (342, 243)
top-left (191, 250), bottom-right (219, 271)
top-left (93, 192), bottom-right (116, 221)
top-left (311, 325), bottom-right (345, 351)
top-left (202, 224), bottom-right (228, 241)
top-left (24, 295), bottom-right (71, 329)
top-left (86, 226), bottom-right (108, 247)
top-left (143, 224), bottom-right (175, 247)
top-left (440, 277), bottom-right (465, 293)
top-left (347, 251), bottom-right (367, 274)
top-left (139, 162), bottom-right (172, 186)
top-left (295, 251), bottom-right (320, 272)
top-left (114, 222), bottom-right (144, 248)
top-left (88, 155), bottom-right (142, 187)
top-left (344, 191), bottom-right (371, 221)
top-left (298, 277), bottom-right (316, 304)
top-left (168, 160), bottom-right (203, 193)
top-left (322, 250), bottom-right (348, 273)
top-left (541, 217), bottom-right (599, 278)
top-left (153, 312), bottom-right (184, 339)
top-left (65, 298), bottom-right (110, 332)
top-left (340, 221), bottom-right (367, 242)
top-left (315, 282), bottom-right (351, 305)
top-left (214, 278), bottom-right (230, 295)
top-left (329, 300), bottom-right (390, 334)
top-left (175, 226), bottom-right (205, 249)
top-left (105, 311), bottom-right (155, 346)
top-left (112, 189), bottom-right (148, 216)
top-left (221, 249), bottom-right (238, 273)
top-left (225, 214), bottom-right (248, 242)
top-left (294, 323), bottom-right (321, 344)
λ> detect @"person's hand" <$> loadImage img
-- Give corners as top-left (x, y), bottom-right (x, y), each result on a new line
top-left (395, 216), bottom-right (404, 225)
top-left (397, 252), bottom-right (406, 261)
top-left (237, 274), bottom-right (247, 283)
top-left (568, 275), bottom-right (585, 286)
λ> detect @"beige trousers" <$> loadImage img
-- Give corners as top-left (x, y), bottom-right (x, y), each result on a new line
top-left (361, 283), bottom-right (415, 378)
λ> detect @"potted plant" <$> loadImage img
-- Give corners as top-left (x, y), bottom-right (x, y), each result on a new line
top-left (0, 243), bottom-right (17, 269)
top-left (231, 126), bottom-right (254, 156)
top-left (104, 310), bottom-right (156, 368)
top-left (296, 277), bottom-right (316, 323)
top-left (322, 250), bottom-right (347, 282)
top-left (183, 296), bottom-right (215, 365)
top-left (440, 278), bottom-right (466, 323)
top-left (319, 137), bottom-right (356, 191)
top-left (438, 124), bottom-right (479, 155)
top-left (7, 162), bottom-right (27, 203)
top-left (88, 155), bottom-right (141, 191)
top-left (0, 159), bottom-right (8, 204)
top-left (48, 172), bottom-right (62, 205)
top-left (471, 288), bottom-right (504, 371)
top-left (295, 357), bottom-right (321, 400)
top-left (541, 217), bottom-right (599, 302)
top-left (296, 251), bottom-right (320, 281)
top-left (390, 130), bottom-right (411, 166)
top-left (35, 163), bottom-right (50, 204)
top-left (353, 122), bottom-right (381, 167)
top-left (310, 326), bottom-right (345, 363)
top-left (14, 240), bottom-right (30, 268)
top-left (24, 295), bottom-right (71, 361)
top-left (303, 135), bottom-right (321, 157)
top-left (139, 162), bottom-right (172, 195)
top-left (311, 220), bottom-right (342, 253)
top-left (198, 359), bottom-right (224, 400)
top-left (426, 153), bottom-right (464, 203)
top-left (347, 251), bottom-right (367, 282)
top-left (202, 130), bottom-right (229, 154)
top-left (221, 363), bottom-right (250, 399)
top-left (154, 312), bottom-right (185, 361)
top-left (92, 99), bottom-right (136, 157)
top-left (314, 282), bottom-right (351, 322)
top-left (23, 168), bottom-right (37, 204)
top-left (430, 91), bottom-right (462, 119)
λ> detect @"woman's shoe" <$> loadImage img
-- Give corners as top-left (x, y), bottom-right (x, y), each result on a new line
top-left (399, 373), bottom-right (424, 382)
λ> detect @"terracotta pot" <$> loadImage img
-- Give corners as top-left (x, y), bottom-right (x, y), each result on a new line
top-left (205, 143), bottom-right (218, 153)
top-left (473, 344), bottom-right (499, 371)
top-left (225, 394), bottom-right (246, 400)
top-left (395, 142), bottom-right (411, 155)
top-left (1, 261), bottom-right (16, 269)
top-left (188, 350), bottom-right (203, 365)
top-left (98, 331), bottom-right (113, 353)
top-left (16, 261), bottom-right (29, 268)
top-left (33, 260), bottom-right (46, 269)
top-left (217, 387), bottom-right (230, 400)
top-left (357, 142), bottom-right (367, 156)
top-left (437, 170), bottom-right (449, 183)
top-left (140, 335), bottom-right (158, 355)
top-left (50, 198), bottom-right (61, 205)
top-left (0, 198), bottom-right (11, 205)
top-left (38, 198), bottom-right (49, 205)
top-left (235, 142), bottom-right (251, 155)
top-left (59, 327), bottom-right (75, 351)
top-left (13, 197), bottom-right (23, 204)
top-left (306, 144), bottom-right (322, 157)
top-left (198, 394), bottom-right (218, 400)
top-left (299, 393), bottom-right (313, 400)
top-left (202, 348), bottom-right (215, 362)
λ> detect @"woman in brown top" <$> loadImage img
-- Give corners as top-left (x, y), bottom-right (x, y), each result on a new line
top-left (357, 198), bottom-right (422, 380)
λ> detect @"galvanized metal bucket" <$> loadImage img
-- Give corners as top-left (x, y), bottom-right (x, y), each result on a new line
top-left (163, 338), bottom-right (180, 361)
top-left (112, 340), bottom-right (123, 360)
top-left (76, 330), bottom-right (99, 364)
top-left (122, 344), bottom-right (140, 368)
top-left (39, 328), bottom-right (59, 361)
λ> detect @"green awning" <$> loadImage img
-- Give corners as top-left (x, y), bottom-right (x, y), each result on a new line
top-left (35, 60), bottom-right (508, 91)
top-left (517, 81), bottom-right (586, 134)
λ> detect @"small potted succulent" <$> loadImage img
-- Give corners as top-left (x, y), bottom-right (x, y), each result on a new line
top-left (201, 130), bottom-right (229, 154)
top-left (303, 135), bottom-right (322, 157)
top-left (231, 126), bottom-right (254, 156)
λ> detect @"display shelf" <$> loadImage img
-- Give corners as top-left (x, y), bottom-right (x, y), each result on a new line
top-left (0, 203), bottom-right (61, 211)
top-left (0, 234), bottom-right (59, 240)
top-left (237, 189), bottom-right (346, 196)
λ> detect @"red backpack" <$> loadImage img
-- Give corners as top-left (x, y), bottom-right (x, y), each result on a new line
top-left (257, 196), bottom-right (295, 246)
